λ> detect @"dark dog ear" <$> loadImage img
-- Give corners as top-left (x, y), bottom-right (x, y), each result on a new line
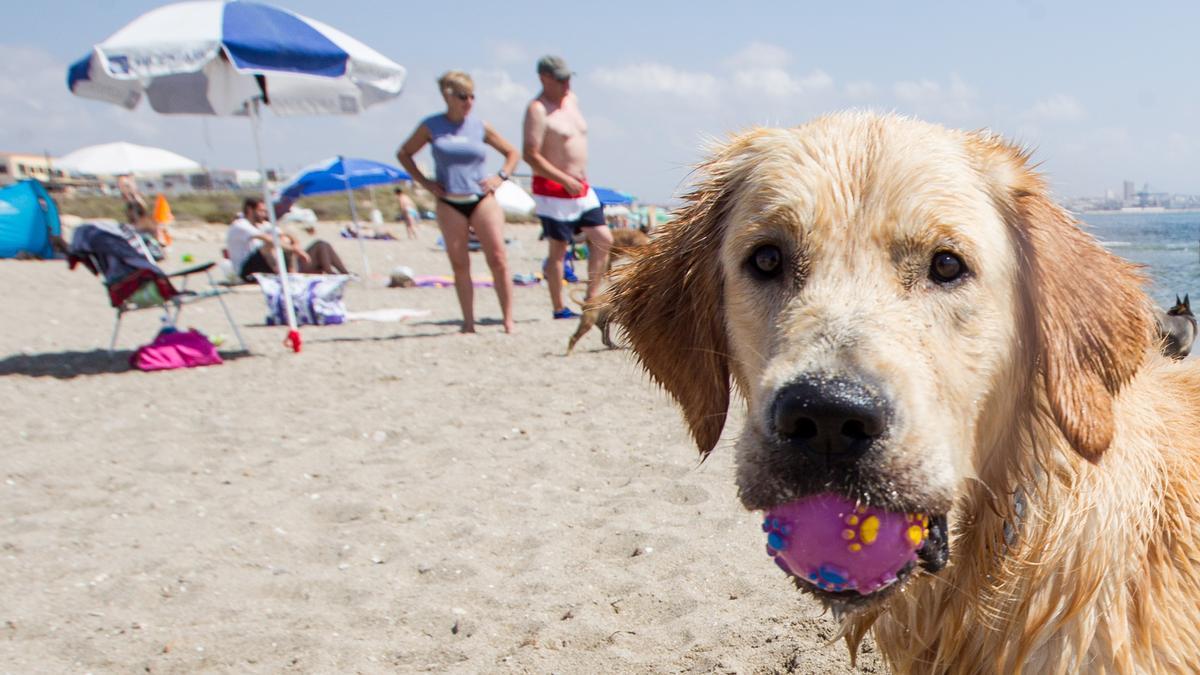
top-left (1185, 294), bottom-right (1191, 311)
top-left (1176, 294), bottom-right (1182, 307)
top-left (606, 145), bottom-right (748, 456)
top-left (1009, 171), bottom-right (1151, 462)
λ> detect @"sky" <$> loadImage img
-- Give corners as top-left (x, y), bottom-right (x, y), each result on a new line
top-left (3, 0), bottom-right (1199, 204)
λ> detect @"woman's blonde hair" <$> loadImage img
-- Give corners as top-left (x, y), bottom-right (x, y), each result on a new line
top-left (438, 71), bottom-right (473, 97)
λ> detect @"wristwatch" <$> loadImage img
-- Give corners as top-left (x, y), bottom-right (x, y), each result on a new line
top-left (497, 170), bottom-right (509, 181)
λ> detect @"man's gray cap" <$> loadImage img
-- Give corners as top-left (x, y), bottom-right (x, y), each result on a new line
top-left (537, 55), bottom-right (572, 80)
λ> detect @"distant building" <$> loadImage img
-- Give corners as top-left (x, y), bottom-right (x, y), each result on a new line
top-left (0, 151), bottom-right (97, 192)
top-left (0, 152), bottom-right (55, 184)
top-left (1123, 180), bottom-right (1135, 202)
top-left (206, 169), bottom-right (262, 190)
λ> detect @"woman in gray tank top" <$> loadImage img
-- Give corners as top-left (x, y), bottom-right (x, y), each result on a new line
top-left (397, 71), bottom-right (520, 334)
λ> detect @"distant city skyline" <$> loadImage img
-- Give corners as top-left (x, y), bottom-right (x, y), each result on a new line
top-left (2, 1), bottom-right (1199, 204)
top-left (1064, 177), bottom-right (1200, 212)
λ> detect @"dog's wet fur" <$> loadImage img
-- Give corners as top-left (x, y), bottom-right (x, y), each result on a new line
top-left (606, 112), bottom-right (1200, 672)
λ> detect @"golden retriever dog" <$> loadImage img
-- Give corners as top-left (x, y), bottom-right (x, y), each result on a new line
top-left (565, 227), bottom-right (651, 354)
top-left (566, 287), bottom-right (617, 354)
top-left (606, 111), bottom-right (1200, 673)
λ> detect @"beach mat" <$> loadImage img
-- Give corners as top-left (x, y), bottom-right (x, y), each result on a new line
top-left (345, 308), bottom-right (431, 322)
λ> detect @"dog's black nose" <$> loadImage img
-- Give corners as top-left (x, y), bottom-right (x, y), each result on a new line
top-left (770, 377), bottom-right (888, 461)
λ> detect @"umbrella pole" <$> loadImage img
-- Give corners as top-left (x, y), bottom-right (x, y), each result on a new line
top-left (249, 100), bottom-right (301, 353)
top-left (342, 165), bottom-right (371, 302)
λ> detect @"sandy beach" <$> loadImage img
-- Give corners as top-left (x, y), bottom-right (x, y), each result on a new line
top-left (0, 220), bottom-right (880, 673)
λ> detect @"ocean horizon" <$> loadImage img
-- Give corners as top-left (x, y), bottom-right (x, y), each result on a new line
top-left (1081, 210), bottom-right (1200, 307)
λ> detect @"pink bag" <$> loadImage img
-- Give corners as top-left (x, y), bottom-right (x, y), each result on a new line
top-left (131, 329), bottom-right (223, 372)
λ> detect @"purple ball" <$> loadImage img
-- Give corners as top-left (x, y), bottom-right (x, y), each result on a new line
top-left (763, 493), bottom-right (928, 595)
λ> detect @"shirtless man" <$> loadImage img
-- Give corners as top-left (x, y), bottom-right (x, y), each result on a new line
top-left (523, 55), bottom-right (612, 319)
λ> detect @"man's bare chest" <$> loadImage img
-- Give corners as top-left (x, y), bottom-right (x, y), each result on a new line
top-left (545, 108), bottom-right (587, 140)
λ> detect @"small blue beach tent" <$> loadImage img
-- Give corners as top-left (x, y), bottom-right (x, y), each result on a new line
top-left (0, 180), bottom-right (61, 259)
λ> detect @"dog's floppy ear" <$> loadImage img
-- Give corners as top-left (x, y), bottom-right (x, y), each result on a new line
top-left (1004, 158), bottom-right (1151, 462)
top-left (606, 140), bottom-right (752, 456)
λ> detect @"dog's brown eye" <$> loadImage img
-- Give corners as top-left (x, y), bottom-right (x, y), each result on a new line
top-left (930, 251), bottom-right (966, 284)
top-left (749, 245), bottom-right (784, 279)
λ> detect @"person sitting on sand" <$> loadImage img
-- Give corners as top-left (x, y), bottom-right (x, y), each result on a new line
top-left (396, 70), bottom-right (520, 334)
top-left (118, 175), bottom-right (171, 250)
top-left (227, 197), bottom-right (350, 282)
top-left (123, 199), bottom-right (166, 261)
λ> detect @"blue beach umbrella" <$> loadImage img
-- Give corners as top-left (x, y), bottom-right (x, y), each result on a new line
top-left (66, 0), bottom-right (407, 352)
top-left (593, 186), bottom-right (635, 206)
top-left (277, 156), bottom-right (410, 200)
top-left (276, 156), bottom-right (411, 277)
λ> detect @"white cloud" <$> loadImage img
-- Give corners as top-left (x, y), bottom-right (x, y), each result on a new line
top-left (0, 45), bottom-right (156, 155)
top-left (733, 67), bottom-right (832, 98)
top-left (1025, 94), bottom-right (1085, 122)
top-left (726, 42), bottom-right (792, 69)
top-left (844, 81), bottom-right (877, 99)
top-left (734, 68), bottom-right (799, 96)
top-left (892, 74), bottom-right (977, 119)
top-left (471, 69), bottom-right (532, 106)
top-left (592, 63), bottom-right (719, 100)
top-left (894, 78), bottom-right (941, 102)
top-left (488, 41), bottom-right (530, 66)
top-left (947, 75), bottom-right (977, 102)
top-left (797, 69), bottom-right (834, 90)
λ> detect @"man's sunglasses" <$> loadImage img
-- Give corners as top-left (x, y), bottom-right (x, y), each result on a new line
top-left (453, 92), bottom-right (475, 101)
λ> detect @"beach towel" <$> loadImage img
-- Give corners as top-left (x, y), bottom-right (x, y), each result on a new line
top-left (253, 273), bottom-right (351, 326)
top-left (412, 275), bottom-right (494, 288)
top-left (345, 308), bottom-right (431, 322)
top-left (340, 226), bottom-right (395, 241)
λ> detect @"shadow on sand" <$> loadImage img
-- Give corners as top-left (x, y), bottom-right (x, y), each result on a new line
top-left (0, 349), bottom-right (253, 379)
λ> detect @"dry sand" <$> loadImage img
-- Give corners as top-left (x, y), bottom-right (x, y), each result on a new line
top-left (0, 220), bottom-right (882, 673)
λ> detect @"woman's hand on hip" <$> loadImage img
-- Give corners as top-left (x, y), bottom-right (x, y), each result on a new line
top-left (479, 175), bottom-right (504, 194)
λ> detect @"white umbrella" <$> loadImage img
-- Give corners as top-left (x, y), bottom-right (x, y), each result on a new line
top-left (57, 141), bottom-right (201, 176)
top-left (67, 0), bottom-right (406, 353)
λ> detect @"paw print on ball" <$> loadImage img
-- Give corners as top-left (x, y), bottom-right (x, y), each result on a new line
top-left (763, 495), bottom-right (932, 596)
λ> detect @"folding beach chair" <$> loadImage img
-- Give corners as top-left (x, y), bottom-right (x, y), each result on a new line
top-left (67, 221), bottom-right (247, 353)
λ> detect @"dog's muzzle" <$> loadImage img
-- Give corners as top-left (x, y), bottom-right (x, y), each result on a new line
top-left (757, 376), bottom-right (952, 608)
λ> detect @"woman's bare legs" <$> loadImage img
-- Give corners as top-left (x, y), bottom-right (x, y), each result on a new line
top-left (469, 195), bottom-right (515, 333)
top-left (435, 202), bottom-right (475, 333)
top-left (300, 240), bottom-right (349, 274)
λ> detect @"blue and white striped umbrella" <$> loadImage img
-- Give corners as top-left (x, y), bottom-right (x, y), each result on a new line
top-left (67, 0), bottom-right (406, 117)
top-left (66, 0), bottom-right (408, 352)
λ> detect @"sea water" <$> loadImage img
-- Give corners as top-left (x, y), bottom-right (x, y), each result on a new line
top-left (1080, 211), bottom-right (1200, 308)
